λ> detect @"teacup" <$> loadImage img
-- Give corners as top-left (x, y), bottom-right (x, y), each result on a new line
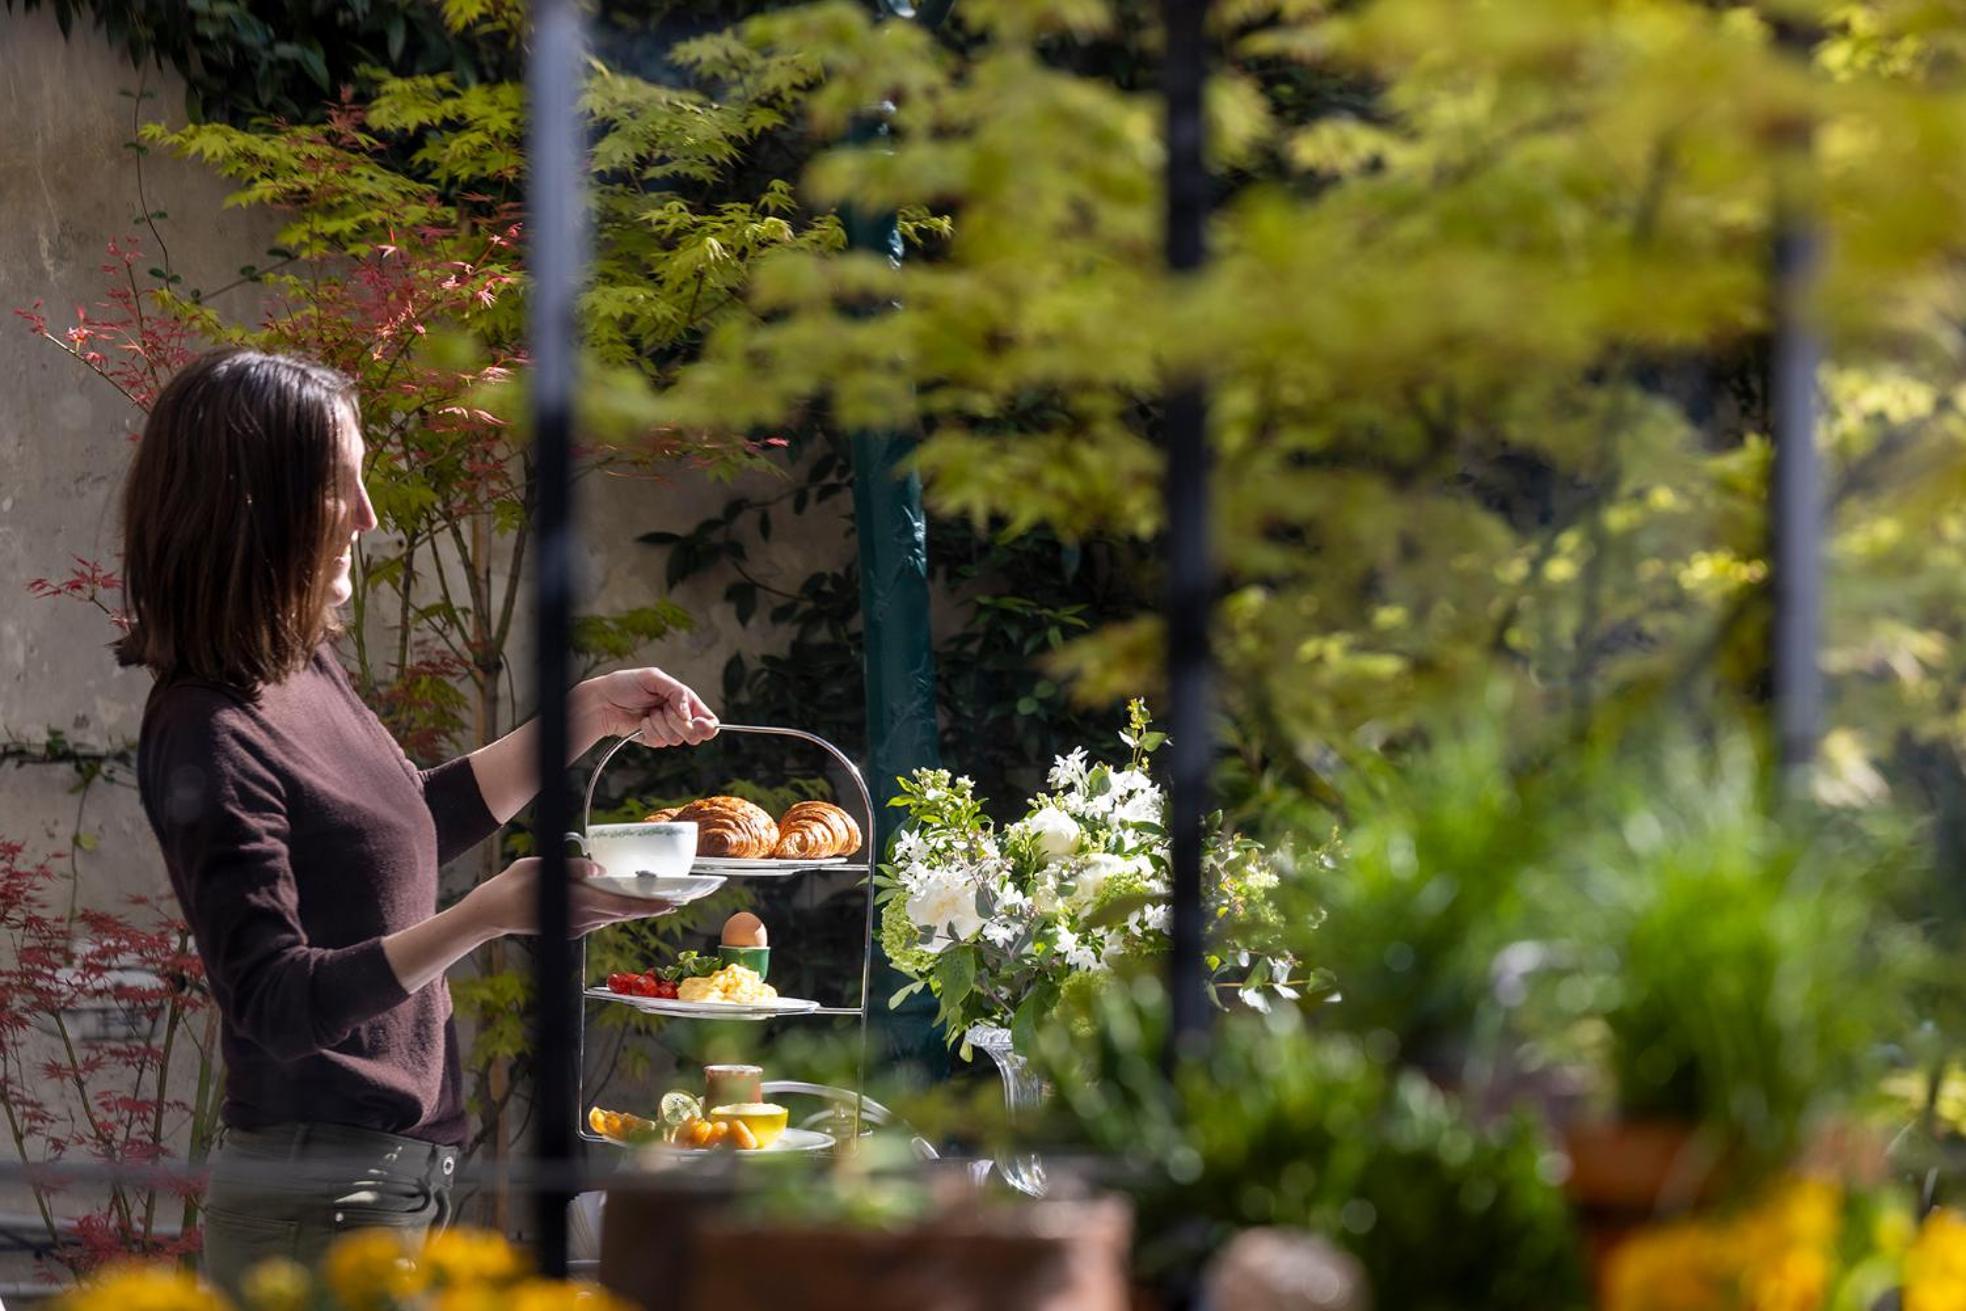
top-left (566, 821), bottom-right (698, 880)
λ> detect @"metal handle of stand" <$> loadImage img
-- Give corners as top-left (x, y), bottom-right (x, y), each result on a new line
top-left (573, 724), bottom-right (880, 1148)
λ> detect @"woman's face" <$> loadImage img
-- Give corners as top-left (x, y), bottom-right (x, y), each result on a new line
top-left (324, 408), bottom-right (377, 610)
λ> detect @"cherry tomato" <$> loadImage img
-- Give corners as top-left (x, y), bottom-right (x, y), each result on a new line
top-left (607, 973), bottom-right (637, 994)
top-left (653, 979), bottom-right (679, 999)
top-left (635, 974), bottom-right (663, 997)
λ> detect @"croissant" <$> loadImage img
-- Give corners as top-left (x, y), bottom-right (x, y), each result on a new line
top-left (772, 801), bottom-right (862, 860)
top-left (643, 807), bottom-right (682, 823)
top-left (672, 796), bottom-right (780, 859)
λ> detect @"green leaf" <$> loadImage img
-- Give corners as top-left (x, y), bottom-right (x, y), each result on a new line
top-left (1082, 892), bottom-right (1155, 931)
top-left (936, 947), bottom-right (976, 1015)
top-left (1011, 980), bottom-right (1055, 1054)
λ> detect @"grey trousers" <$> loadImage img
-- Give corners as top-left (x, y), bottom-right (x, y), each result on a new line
top-left (199, 1122), bottom-right (458, 1301)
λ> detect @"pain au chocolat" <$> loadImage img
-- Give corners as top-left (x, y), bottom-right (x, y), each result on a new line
top-left (671, 796), bottom-right (780, 859)
top-left (770, 801), bottom-right (862, 860)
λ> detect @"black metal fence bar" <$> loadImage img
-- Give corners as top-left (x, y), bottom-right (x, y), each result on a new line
top-left (1162, 0), bottom-right (1212, 1059)
top-left (1770, 213), bottom-right (1822, 785)
top-left (526, 0), bottom-right (586, 1278)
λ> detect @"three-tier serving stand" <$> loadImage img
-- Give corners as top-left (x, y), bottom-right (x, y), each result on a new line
top-left (572, 724), bottom-right (880, 1148)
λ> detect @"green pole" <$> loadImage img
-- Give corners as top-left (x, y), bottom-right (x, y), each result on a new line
top-left (850, 0), bottom-right (949, 1074)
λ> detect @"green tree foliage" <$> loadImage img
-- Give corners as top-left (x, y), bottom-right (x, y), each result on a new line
top-left (4, 0), bottom-right (513, 124)
top-left (655, 0), bottom-right (1966, 809)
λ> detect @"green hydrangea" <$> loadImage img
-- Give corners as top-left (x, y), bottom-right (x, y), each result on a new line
top-left (1056, 970), bottom-right (1110, 1035)
top-left (1084, 862), bottom-right (1159, 918)
top-left (880, 896), bottom-right (938, 979)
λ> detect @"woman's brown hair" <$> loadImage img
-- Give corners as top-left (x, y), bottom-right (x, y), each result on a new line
top-left (117, 349), bottom-right (358, 689)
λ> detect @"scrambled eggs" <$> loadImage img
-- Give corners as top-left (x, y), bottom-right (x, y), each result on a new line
top-left (677, 963), bottom-right (778, 1004)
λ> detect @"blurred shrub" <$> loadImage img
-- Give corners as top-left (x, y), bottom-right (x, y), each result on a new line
top-left (1519, 735), bottom-right (1926, 1179)
top-left (1031, 978), bottom-right (1586, 1309)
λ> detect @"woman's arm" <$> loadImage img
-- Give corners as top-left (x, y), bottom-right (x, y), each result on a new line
top-left (382, 857), bottom-right (667, 994)
top-left (466, 669), bottom-right (719, 826)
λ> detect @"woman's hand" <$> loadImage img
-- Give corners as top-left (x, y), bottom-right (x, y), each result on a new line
top-left (463, 667), bottom-right (718, 829)
top-left (463, 857), bottom-right (675, 939)
top-left (385, 857), bottom-right (671, 994)
top-left (575, 667), bottom-right (719, 749)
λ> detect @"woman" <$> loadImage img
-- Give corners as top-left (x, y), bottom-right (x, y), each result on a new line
top-left (124, 350), bottom-right (715, 1292)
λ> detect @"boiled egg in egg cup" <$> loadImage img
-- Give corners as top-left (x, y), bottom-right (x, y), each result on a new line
top-left (717, 911), bottom-right (769, 980)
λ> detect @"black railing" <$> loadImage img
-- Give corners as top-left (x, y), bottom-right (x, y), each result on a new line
top-left (525, 0), bottom-right (586, 1278)
top-left (1162, 0), bottom-right (1213, 1063)
top-left (1770, 212), bottom-right (1822, 787)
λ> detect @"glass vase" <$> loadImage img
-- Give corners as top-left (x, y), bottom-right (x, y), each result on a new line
top-left (966, 1023), bottom-right (1049, 1197)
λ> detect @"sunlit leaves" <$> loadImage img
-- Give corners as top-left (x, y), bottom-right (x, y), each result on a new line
top-left (648, 0), bottom-right (1966, 756)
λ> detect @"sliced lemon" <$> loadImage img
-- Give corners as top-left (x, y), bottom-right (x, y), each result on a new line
top-left (660, 1090), bottom-right (702, 1127)
top-left (587, 1106), bottom-right (610, 1135)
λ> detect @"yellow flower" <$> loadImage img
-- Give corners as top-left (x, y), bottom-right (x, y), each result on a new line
top-left (423, 1227), bottom-right (526, 1287)
top-left (1604, 1178), bottom-right (1845, 1311)
top-left (1875, 1205), bottom-right (1917, 1259)
top-left (510, 1279), bottom-right (637, 1311)
top-left (322, 1228), bottom-right (425, 1310)
top-left (54, 1263), bottom-right (232, 1311)
top-left (240, 1257), bottom-right (311, 1311)
top-left (1906, 1209), bottom-right (1966, 1311)
top-left (1743, 1246), bottom-right (1830, 1311)
top-left (432, 1288), bottom-right (503, 1311)
top-left (1604, 1223), bottom-right (1736, 1311)
top-left (440, 1279), bottom-right (634, 1311)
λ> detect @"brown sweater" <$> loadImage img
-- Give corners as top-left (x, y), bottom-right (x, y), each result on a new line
top-left (138, 647), bottom-right (497, 1146)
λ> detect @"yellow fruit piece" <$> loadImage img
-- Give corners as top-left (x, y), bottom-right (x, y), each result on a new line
top-left (710, 1103), bottom-right (788, 1149)
top-left (729, 1119), bottom-right (759, 1151)
top-left (587, 1107), bottom-right (609, 1135)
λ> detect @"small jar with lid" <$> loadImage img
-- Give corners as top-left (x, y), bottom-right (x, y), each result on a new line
top-left (704, 1063), bottom-right (763, 1109)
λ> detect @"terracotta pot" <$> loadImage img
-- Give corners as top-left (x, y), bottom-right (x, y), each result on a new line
top-left (1562, 1119), bottom-right (1728, 1296)
top-left (599, 1173), bottom-right (1132, 1311)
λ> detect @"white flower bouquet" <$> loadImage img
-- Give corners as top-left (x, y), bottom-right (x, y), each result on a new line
top-left (878, 701), bottom-right (1321, 1053)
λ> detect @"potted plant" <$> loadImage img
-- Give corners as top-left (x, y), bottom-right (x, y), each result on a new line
top-left (1521, 740), bottom-right (1917, 1280)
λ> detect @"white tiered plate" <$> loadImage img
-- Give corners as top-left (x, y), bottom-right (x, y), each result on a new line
top-left (583, 987), bottom-right (822, 1020)
top-left (645, 1126), bottom-right (834, 1156)
top-left (691, 855), bottom-right (852, 877)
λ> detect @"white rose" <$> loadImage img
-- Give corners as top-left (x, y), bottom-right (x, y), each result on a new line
top-left (907, 869), bottom-right (985, 952)
top-left (1024, 807), bottom-right (1080, 865)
